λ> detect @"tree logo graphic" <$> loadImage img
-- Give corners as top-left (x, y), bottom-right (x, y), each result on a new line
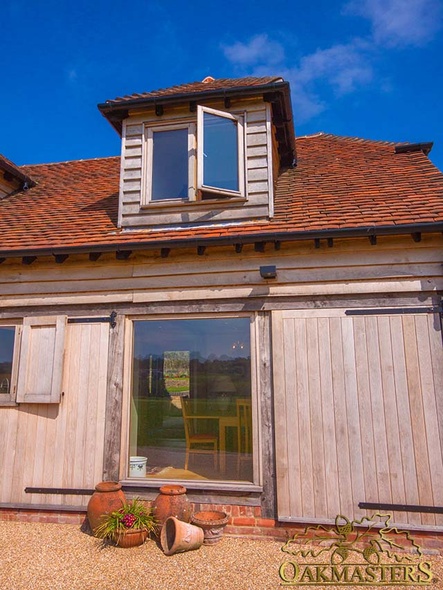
top-left (279, 513), bottom-right (434, 586)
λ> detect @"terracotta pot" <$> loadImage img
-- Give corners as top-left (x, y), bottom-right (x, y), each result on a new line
top-left (87, 481), bottom-right (126, 535)
top-left (152, 485), bottom-right (191, 528)
top-left (113, 528), bottom-right (148, 548)
top-left (160, 516), bottom-right (204, 555)
top-left (191, 510), bottom-right (229, 545)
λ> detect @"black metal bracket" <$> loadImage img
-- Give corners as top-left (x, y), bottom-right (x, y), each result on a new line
top-left (345, 306), bottom-right (442, 316)
top-left (359, 502), bottom-right (443, 514)
top-left (68, 311), bottom-right (117, 328)
top-left (25, 487), bottom-right (94, 495)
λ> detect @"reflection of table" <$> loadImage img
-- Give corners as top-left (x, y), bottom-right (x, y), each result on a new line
top-left (184, 411), bottom-right (239, 473)
top-left (218, 416), bottom-right (239, 472)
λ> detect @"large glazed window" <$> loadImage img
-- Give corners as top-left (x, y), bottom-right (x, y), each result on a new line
top-left (129, 317), bottom-right (253, 482)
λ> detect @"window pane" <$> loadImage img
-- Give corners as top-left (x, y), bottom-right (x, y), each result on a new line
top-left (0, 327), bottom-right (15, 395)
top-left (130, 318), bottom-right (252, 482)
top-left (152, 128), bottom-right (188, 200)
top-left (203, 113), bottom-right (238, 191)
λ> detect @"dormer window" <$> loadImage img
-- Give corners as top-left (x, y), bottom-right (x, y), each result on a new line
top-left (141, 106), bottom-right (244, 205)
top-left (146, 123), bottom-right (196, 202)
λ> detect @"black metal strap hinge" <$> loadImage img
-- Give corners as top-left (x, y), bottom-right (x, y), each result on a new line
top-left (67, 311), bottom-right (117, 328)
top-left (25, 487), bottom-right (94, 496)
top-left (359, 502), bottom-right (443, 514)
top-left (345, 306), bottom-right (442, 316)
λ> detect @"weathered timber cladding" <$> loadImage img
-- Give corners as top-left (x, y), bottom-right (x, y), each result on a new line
top-left (0, 322), bottom-right (109, 507)
top-left (118, 99), bottom-right (273, 228)
top-left (0, 234), bottom-right (441, 529)
top-left (272, 309), bottom-right (443, 529)
top-left (0, 235), bottom-right (441, 309)
top-left (255, 312), bottom-right (276, 517)
top-left (102, 314), bottom-right (125, 481)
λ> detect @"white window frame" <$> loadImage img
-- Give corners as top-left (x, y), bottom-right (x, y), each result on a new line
top-left (141, 106), bottom-right (246, 205)
top-left (197, 105), bottom-right (245, 198)
top-left (142, 122), bottom-right (196, 205)
top-left (0, 321), bottom-right (22, 406)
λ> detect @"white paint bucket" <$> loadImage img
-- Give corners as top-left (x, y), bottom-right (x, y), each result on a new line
top-left (129, 456), bottom-right (147, 478)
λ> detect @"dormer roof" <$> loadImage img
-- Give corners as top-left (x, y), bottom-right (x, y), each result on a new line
top-left (98, 76), bottom-right (296, 168)
top-left (103, 76), bottom-right (284, 104)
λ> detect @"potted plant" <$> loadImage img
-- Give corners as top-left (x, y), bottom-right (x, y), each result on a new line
top-left (94, 498), bottom-right (157, 548)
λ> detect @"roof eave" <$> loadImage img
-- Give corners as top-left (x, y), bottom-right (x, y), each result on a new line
top-left (1, 221), bottom-right (442, 261)
top-left (98, 80), bottom-right (288, 119)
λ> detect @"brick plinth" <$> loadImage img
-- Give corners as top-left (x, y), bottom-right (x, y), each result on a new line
top-left (1, 504), bottom-right (442, 553)
top-left (0, 508), bottom-right (86, 526)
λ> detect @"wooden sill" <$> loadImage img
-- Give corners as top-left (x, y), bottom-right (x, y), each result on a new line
top-left (140, 196), bottom-right (247, 211)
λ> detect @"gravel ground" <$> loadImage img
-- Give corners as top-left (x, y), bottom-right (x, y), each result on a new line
top-left (1, 522), bottom-right (442, 590)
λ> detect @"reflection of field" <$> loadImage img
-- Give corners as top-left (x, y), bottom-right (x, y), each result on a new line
top-left (165, 377), bottom-right (189, 410)
top-left (165, 377), bottom-right (189, 393)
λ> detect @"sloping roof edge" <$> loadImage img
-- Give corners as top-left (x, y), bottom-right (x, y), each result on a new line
top-left (98, 77), bottom-right (296, 169)
top-left (0, 154), bottom-right (36, 190)
top-left (1, 221), bottom-right (442, 260)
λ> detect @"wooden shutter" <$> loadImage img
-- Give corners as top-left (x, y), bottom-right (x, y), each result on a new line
top-left (16, 316), bottom-right (66, 403)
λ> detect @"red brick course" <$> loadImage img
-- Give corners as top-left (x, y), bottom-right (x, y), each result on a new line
top-left (2, 504), bottom-right (441, 553)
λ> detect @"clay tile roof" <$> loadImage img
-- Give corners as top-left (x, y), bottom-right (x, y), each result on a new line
top-left (0, 133), bottom-right (442, 257)
top-left (271, 133), bottom-right (443, 231)
top-left (104, 76), bottom-right (284, 105)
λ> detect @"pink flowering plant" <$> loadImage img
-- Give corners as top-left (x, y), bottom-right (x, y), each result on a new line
top-left (95, 497), bottom-right (157, 543)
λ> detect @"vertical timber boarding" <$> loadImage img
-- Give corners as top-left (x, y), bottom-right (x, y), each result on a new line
top-left (272, 308), bottom-right (443, 529)
top-left (0, 321), bottom-right (109, 507)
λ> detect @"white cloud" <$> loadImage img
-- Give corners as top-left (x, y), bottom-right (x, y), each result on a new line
top-left (222, 34), bottom-right (285, 67)
top-left (64, 67), bottom-right (79, 86)
top-left (222, 0), bottom-right (440, 123)
top-left (296, 43), bottom-right (373, 95)
top-left (223, 35), bottom-right (373, 123)
top-left (345, 0), bottom-right (443, 47)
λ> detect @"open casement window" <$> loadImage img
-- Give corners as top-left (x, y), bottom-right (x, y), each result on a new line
top-left (0, 323), bottom-right (21, 405)
top-left (197, 105), bottom-right (245, 198)
top-left (143, 122), bottom-right (196, 204)
top-left (142, 106), bottom-right (245, 204)
top-left (16, 316), bottom-right (67, 403)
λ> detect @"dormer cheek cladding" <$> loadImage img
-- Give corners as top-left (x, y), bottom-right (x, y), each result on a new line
top-left (117, 98), bottom-right (275, 229)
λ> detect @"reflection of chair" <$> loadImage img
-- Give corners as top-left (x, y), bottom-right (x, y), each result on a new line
top-left (236, 399), bottom-right (252, 472)
top-left (181, 399), bottom-right (218, 470)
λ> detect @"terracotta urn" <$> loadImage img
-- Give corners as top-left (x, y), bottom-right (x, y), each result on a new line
top-left (191, 510), bottom-right (229, 545)
top-left (87, 481), bottom-right (126, 535)
top-left (152, 484), bottom-right (191, 529)
top-left (160, 516), bottom-right (204, 555)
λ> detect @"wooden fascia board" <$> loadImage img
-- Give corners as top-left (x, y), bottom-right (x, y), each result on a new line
top-left (0, 222), bottom-right (442, 261)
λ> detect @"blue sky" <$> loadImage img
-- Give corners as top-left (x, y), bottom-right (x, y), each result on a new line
top-left (3, 0), bottom-right (443, 171)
